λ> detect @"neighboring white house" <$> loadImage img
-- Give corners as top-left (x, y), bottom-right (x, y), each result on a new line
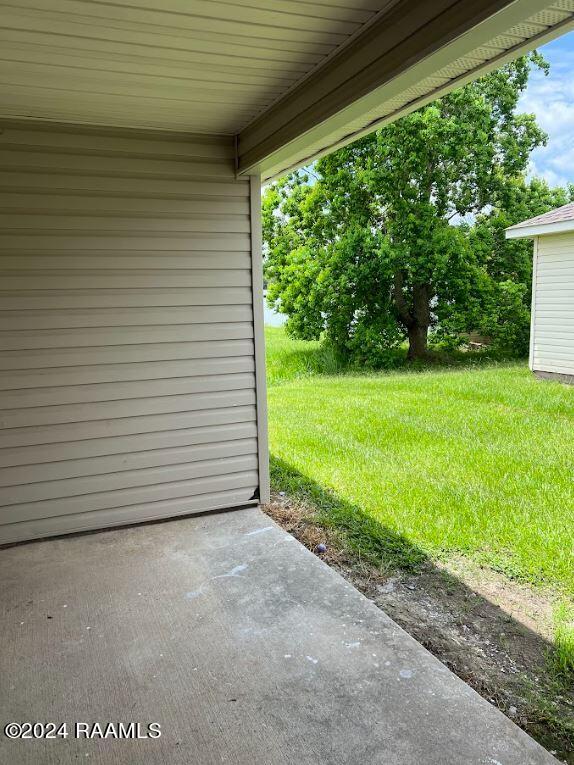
top-left (506, 202), bottom-right (574, 382)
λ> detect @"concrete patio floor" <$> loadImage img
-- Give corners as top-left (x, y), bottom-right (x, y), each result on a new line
top-left (0, 507), bottom-right (557, 765)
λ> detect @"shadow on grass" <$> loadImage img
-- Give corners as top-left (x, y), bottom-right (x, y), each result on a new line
top-left (271, 455), bottom-right (427, 572)
top-left (269, 454), bottom-right (574, 761)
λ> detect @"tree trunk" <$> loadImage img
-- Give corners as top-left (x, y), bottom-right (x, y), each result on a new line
top-left (407, 323), bottom-right (429, 360)
top-left (392, 273), bottom-right (431, 361)
top-left (407, 283), bottom-right (431, 360)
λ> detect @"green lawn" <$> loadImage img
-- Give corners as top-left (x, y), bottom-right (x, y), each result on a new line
top-left (265, 325), bottom-right (344, 386)
top-left (265, 327), bottom-right (574, 595)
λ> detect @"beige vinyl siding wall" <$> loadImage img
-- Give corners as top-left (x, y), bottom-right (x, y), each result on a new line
top-left (0, 121), bottom-right (262, 544)
top-left (531, 233), bottom-right (574, 376)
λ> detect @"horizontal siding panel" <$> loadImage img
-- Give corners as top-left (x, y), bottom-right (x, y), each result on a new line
top-left (1, 274), bottom-right (253, 294)
top-left (537, 255), bottom-right (574, 265)
top-left (537, 258), bottom-right (574, 268)
top-left (0, 422), bottom-right (257, 469)
top-left (538, 236), bottom-right (574, 245)
top-left (1, 172), bottom-right (250, 197)
top-left (536, 299), bottom-right (574, 308)
top-left (535, 304), bottom-right (574, 313)
top-left (538, 240), bottom-right (572, 249)
top-left (0, 193), bottom-right (250, 216)
top-left (0, 126), bottom-right (235, 160)
top-left (535, 321), bottom-right (574, 330)
top-left (0, 287), bottom-right (252, 309)
top-left (0, 468), bottom-right (259, 525)
top-left (0, 271), bottom-right (252, 290)
top-left (530, 296), bottom-right (574, 306)
top-left (0, 422), bottom-right (257, 471)
top-left (533, 331), bottom-right (574, 343)
top-left (0, 215), bottom-right (251, 233)
top-left (533, 348), bottom-right (574, 360)
top-left (0, 356), bottom-right (254, 391)
top-left (0, 322), bottom-right (253, 350)
top-left (536, 271), bottom-right (574, 281)
top-left (0, 452), bottom-right (258, 505)
top-left (0, 234), bottom-right (251, 251)
top-left (538, 233), bottom-right (574, 246)
top-left (1, 490), bottom-right (259, 547)
top-left (536, 272), bottom-right (574, 282)
top-left (0, 405), bottom-right (256, 450)
top-left (536, 282), bottom-right (574, 292)
top-left (0, 488), bottom-right (258, 545)
top-left (534, 314), bottom-right (574, 323)
top-left (533, 362), bottom-right (574, 375)
top-left (0, 372), bottom-right (255, 409)
top-left (533, 361), bottom-right (574, 375)
top-left (0, 254), bottom-right (252, 271)
top-left (533, 356), bottom-right (574, 370)
top-left (534, 348), bottom-right (574, 360)
top-left (0, 305), bottom-right (253, 330)
top-left (0, 149), bottom-right (235, 179)
top-left (536, 284), bottom-right (574, 294)
top-left (0, 389), bottom-right (256, 429)
top-left (2, 447), bottom-right (258, 506)
top-left (0, 339), bottom-right (255, 370)
top-left (534, 321), bottom-right (574, 332)
top-left (532, 349), bottom-right (574, 364)
top-left (537, 252), bottom-right (574, 262)
top-left (533, 341), bottom-right (574, 354)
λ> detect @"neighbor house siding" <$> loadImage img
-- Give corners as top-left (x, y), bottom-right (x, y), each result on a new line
top-left (531, 232), bottom-right (574, 376)
top-left (0, 121), bottom-right (265, 544)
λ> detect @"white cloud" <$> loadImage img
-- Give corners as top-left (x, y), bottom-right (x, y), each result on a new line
top-left (518, 33), bottom-right (574, 188)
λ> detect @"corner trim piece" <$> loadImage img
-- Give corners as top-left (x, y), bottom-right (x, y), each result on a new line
top-left (249, 175), bottom-right (270, 504)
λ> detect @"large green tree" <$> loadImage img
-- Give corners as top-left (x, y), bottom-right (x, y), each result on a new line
top-left (263, 54), bottom-right (548, 363)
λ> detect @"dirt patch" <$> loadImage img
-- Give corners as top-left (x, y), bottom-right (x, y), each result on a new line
top-left (265, 492), bottom-right (574, 763)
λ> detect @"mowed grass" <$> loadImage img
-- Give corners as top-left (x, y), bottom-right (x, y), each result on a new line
top-left (265, 327), bottom-right (574, 595)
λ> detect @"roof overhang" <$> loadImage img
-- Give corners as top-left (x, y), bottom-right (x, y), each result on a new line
top-left (237, 0), bottom-right (574, 180)
top-left (506, 220), bottom-right (574, 238)
top-left (1, 0), bottom-right (573, 180)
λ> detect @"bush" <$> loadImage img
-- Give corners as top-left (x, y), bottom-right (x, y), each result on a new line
top-left (481, 280), bottom-right (531, 356)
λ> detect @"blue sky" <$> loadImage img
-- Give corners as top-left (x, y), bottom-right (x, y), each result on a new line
top-left (519, 31), bottom-right (574, 187)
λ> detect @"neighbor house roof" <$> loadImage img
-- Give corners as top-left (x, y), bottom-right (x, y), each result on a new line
top-left (505, 203), bottom-right (574, 239)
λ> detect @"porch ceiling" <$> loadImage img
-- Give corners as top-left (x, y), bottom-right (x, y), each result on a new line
top-left (0, 0), bottom-right (387, 134)
top-left (0, 0), bottom-right (573, 178)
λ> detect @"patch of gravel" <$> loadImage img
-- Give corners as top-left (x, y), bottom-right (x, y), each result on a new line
top-left (265, 492), bottom-right (574, 763)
